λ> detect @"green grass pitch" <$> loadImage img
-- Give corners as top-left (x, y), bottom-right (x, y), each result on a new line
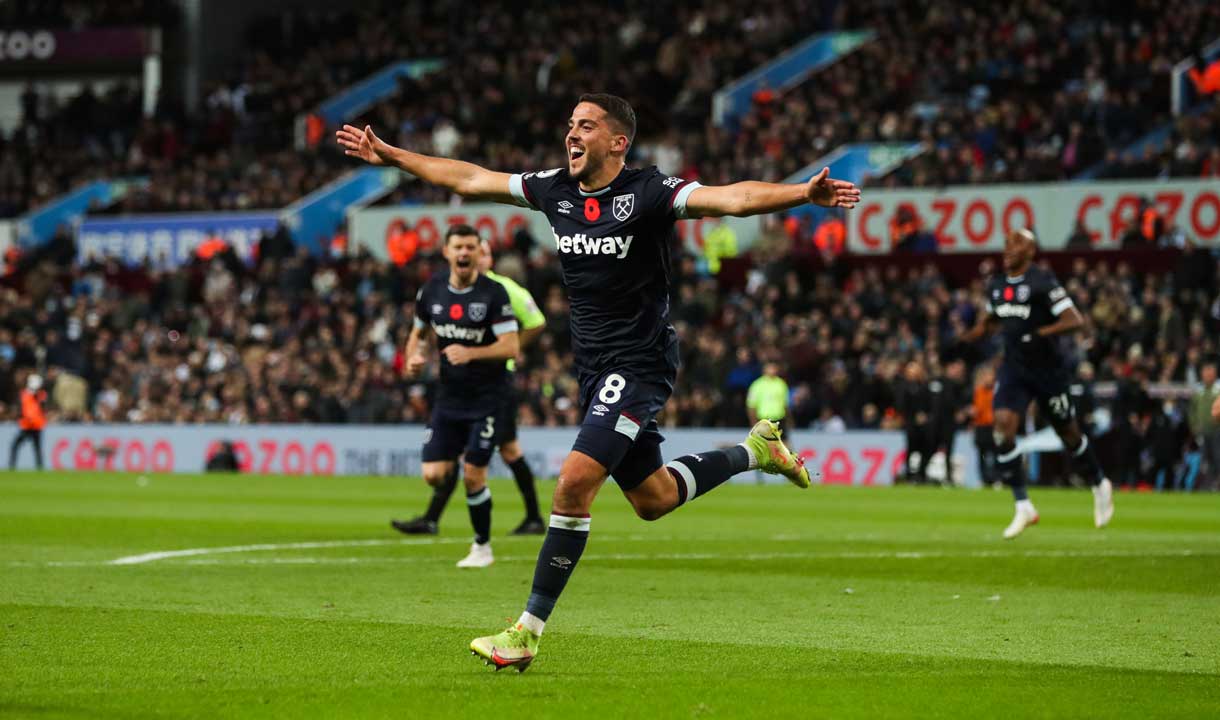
top-left (2, 471), bottom-right (1218, 719)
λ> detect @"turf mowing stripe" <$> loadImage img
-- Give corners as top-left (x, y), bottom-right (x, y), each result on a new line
top-left (161, 547), bottom-right (1220, 566)
top-left (7, 546), bottom-right (1211, 569)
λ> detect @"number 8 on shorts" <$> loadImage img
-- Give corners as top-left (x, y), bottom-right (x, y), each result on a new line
top-left (598, 374), bottom-right (627, 405)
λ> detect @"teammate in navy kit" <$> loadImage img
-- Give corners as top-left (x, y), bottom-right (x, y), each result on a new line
top-left (959, 228), bottom-right (1114, 538)
top-left (400, 224), bottom-right (520, 568)
top-left (393, 237), bottom-right (549, 537)
top-left (337, 93), bottom-right (861, 671)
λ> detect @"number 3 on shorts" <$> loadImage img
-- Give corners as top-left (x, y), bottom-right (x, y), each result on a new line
top-left (480, 416), bottom-right (496, 439)
top-left (598, 373), bottom-right (627, 405)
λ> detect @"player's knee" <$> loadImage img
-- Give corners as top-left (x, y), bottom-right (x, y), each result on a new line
top-left (1056, 423), bottom-right (1082, 449)
top-left (632, 499), bottom-right (670, 522)
top-left (499, 441), bottom-right (522, 463)
top-left (992, 418), bottom-right (1018, 446)
top-left (422, 465), bottom-right (449, 487)
top-left (463, 464), bottom-right (487, 492)
top-left (552, 473), bottom-right (597, 514)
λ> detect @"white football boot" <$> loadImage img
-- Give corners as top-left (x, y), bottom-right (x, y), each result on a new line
top-left (1002, 501), bottom-right (1040, 539)
top-left (1092, 478), bottom-right (1114, 528)
top-left (456, 542), bottom-right (494, 568)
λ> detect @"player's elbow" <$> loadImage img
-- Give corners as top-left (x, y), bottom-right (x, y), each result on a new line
top-left (453, 166), bottom-right (494, 198)
top-left (451, 178), bottom-right (478, 197)
top-left (713, 197), bottom-right (749, 218)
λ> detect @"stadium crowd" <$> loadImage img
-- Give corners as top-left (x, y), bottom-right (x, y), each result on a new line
top-left (2, 224), bottom-right (1219, 486)
top-left (6, 0), bottom-right (1216, 221)
top-left (808, 0), bottom-right (1220, 188)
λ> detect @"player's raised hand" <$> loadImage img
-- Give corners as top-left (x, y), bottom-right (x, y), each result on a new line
top-left (805, 167), bottom-right (861, 209)
top-left (335, 124), bottom-right (391, 166)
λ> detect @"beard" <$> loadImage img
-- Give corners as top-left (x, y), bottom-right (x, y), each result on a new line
top-left (569, 154), bottom-right (598, 182)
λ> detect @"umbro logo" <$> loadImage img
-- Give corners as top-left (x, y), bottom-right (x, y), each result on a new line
top-left (550, 555), bottom-right (573, 569)
top-left (557, 200), bottom-right (574, 214)
top-left (591, 404), bottom-right (609, 416)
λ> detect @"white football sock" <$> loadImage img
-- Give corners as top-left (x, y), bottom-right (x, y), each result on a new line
top-left (738, 443), bottom-right (759, 470)
top-left (518, 612), bottom-right (545, 636)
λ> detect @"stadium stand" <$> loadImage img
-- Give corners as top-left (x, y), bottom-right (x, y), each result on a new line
top-left (5, 1), bottom-right (1217, 215)
top-left (3, 1), bottom-right (1220, 490)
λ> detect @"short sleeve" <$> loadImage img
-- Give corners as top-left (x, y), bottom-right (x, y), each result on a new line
top-left (983, 282), bottom-right (998, 317)
top-left (510, 168), bottom-right (565, 210)
top-left (489, 283), bottom-right (519, 337)
top-left (640, 167), bottom-right (703, 221)
top-left (1046, 277), bottom-right (1075, 316)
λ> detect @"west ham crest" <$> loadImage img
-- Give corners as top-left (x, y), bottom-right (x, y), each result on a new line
top-left (613, 193), bottom-right (635, 221)
top-left (468, 303), bottom-right (487, 321)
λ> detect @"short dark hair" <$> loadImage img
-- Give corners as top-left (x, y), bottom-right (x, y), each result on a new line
top-left (445, 224), bottom-right (479, 243)
top-left (578, 93), bottom-right (636, 146)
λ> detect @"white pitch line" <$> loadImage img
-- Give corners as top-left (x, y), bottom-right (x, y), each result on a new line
top-left (104, 534), bottom-right (715, 566)
top-left (107, 538), bottom-right (469, 565)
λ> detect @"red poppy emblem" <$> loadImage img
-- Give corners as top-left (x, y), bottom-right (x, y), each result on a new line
top-left (449, 304), bottom-right (463, 320)
top-left (584, 198), bottom-right (601, 222)
top-left (1003, 287), bottom-right (1014, 301)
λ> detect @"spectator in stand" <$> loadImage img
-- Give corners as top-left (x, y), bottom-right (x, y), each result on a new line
top-left (1188, 361), bottom-right (1220, 490)
top-left (1188, 53), bottom-right (1220, 97)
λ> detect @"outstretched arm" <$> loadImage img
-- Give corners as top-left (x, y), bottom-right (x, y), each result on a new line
top-left (335, 125), bottom-right (516, 203)
top-left (684, 167), bottom-right (860, 218)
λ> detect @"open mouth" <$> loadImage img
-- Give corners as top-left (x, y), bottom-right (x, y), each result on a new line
top-left (456, 258), bottom-right (473, 269)
top-left (568, 146), bottom-right (585, 160)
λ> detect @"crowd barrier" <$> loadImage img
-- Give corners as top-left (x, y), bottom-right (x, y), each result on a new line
top-left (0, 424), bottom-right (983, 488)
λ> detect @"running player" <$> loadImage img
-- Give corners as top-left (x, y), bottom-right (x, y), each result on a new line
top-left (336, 93), bottom-right (860, 671)
top-left (959, 228), bottom-right (1114, 538)
top-left (403, 224), bottom-right (520, 567)
top-left (394, 238), bottom-right (548, 536)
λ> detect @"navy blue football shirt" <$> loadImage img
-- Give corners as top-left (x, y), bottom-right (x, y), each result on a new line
top-left (414, 272), bottom-right (518, 412)
top-left (985, 265), bottom-right (1076, 370)
top-left (508, 165), bottom-right (701, 384)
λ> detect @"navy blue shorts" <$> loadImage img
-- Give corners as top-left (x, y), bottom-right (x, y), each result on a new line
top-left (495, 387), bottom-right (519, 445)
top-left (570, 368), bottom-right (673, 491)
top-left (421, 404), bottom-right (499, 467)
top-left (993, 363), bottom-right (1076, 426)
